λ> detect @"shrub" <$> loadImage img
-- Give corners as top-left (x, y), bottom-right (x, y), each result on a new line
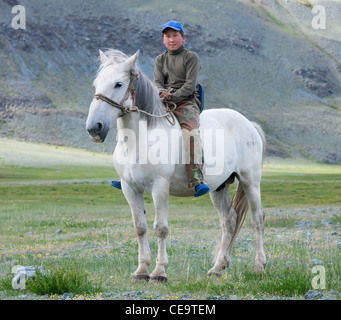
top-left (26, 259), bottom-right (101, 296)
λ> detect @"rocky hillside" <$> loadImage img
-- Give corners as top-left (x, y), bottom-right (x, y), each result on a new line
top-left (0, 0), bottom-right (340, 163)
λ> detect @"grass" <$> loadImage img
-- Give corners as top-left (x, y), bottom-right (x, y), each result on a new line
top-left (0, 141), bottom-right (340, 300)
top-left (0, 164), bottom-right (114, 183)
top-left (26, 259), bottom-right (102, 296)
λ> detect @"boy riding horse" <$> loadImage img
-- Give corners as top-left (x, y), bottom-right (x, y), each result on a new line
top-left (112, 21), bottom-right (209, 197)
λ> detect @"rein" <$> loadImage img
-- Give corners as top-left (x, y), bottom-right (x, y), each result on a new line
top-left (93, 71), bottom-right (177, 125)
top-left (93, 93), bottom-right (127, 112)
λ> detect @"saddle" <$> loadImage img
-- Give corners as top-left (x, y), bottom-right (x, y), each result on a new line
top-left (198, 84), bottom-right (204, 113)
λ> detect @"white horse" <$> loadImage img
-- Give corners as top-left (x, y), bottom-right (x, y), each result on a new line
top-left (86, 49), bottom-right (267, 283)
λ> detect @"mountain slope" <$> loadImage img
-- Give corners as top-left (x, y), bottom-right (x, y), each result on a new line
top-left (0, 0), bottom-right (340, 163)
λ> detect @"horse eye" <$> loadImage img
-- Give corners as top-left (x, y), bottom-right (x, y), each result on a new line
top-left (115, 82), bottom-right (123, 88)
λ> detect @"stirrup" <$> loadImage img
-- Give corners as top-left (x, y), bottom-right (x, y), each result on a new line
top-left (110, 180), bottom-right (122, 190)
top-left (194, 182), bottom-right (210, 197)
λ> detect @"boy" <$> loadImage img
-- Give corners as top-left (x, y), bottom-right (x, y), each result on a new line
top-left (111, 21), bottom-right (209, 197)
top-left (155, 20), bottom-right (209, 197)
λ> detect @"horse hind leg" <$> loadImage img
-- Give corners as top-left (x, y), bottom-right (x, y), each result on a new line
top-left (239, 177), bottom-right (266, 274)
top-left (208, 182), bottom-right (237, 276)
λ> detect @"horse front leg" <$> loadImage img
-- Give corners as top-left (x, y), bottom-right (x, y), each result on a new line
top-left (150, 178), bottom-right (170, 283)
top-left (122, 181), bottom-right (151, 281)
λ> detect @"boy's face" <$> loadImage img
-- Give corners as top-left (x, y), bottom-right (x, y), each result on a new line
top-left (162, 28), bottom-right (185, 52)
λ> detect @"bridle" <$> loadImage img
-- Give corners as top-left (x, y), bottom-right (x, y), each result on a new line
top-left (93, 70), bottom-right (138, 115)
top-left (92, 70), bottom-right (177, 124)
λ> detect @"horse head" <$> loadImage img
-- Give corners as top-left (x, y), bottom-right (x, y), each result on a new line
top-left (86, 50), bottom-right (140, 143)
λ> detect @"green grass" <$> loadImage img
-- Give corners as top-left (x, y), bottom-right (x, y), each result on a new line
top-left (0, 164), bottom-right (114, 182)
top-left (1, 170), bottom-right (339, 210)
top-left (0, 180), bottom-right (339, 300)
top-left (296, 0), bottom-right (313, 8)
top-left (0, 142), bottom-right (340, 300)
top-left (26, 259), bottom-right (102, 296)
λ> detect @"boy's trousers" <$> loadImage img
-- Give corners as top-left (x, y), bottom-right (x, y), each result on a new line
top-left (172, 97), bottom-right (204, 188)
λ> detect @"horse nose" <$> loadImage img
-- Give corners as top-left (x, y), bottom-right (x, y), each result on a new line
top-left (95, 122), bottom-right (103, 132)
top-left (87, 122), bottom-right (102, 135)
top-left (87, 122), bottom-right (105, 143)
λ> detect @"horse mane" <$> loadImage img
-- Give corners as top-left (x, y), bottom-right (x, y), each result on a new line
top-left (97, 49), bottom-right (169, 127)
top-left (133, 71), bottom-right (169, 127)
top-left (101, 49), bottom-right (129, 67)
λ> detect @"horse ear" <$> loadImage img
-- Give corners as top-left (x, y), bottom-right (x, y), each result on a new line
top-left (123, 50), bottom-right (140, 70)
top-left (132, 50), bottom-right (140, 64)
top-left (99, 50), bottom-right (109, 63)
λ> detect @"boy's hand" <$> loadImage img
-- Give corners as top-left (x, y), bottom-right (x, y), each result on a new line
top-left (160, 91), bottom-right (172, 101)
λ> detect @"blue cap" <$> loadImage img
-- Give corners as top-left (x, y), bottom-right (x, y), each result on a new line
top-left (162, 21), bottom-right (184, 33)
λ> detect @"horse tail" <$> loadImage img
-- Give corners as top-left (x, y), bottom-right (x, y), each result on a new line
top-left (227, 122), bottom-right (266, 251)
top-left (251, 121), bottom-right (267, 162)
top-left (226, 182), bottom-right (249, 253)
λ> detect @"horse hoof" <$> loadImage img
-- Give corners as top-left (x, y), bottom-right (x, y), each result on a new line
top-left (132, 274), bottom-right (150, 282)
top-left (208, 271), bottom-right (223, 278)
top-left (254, 263), bottom-right (265, 274)
top-left (149, 275), bottom-right (167, 283)
top-left (207, 267), bottom-right (223, 277)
